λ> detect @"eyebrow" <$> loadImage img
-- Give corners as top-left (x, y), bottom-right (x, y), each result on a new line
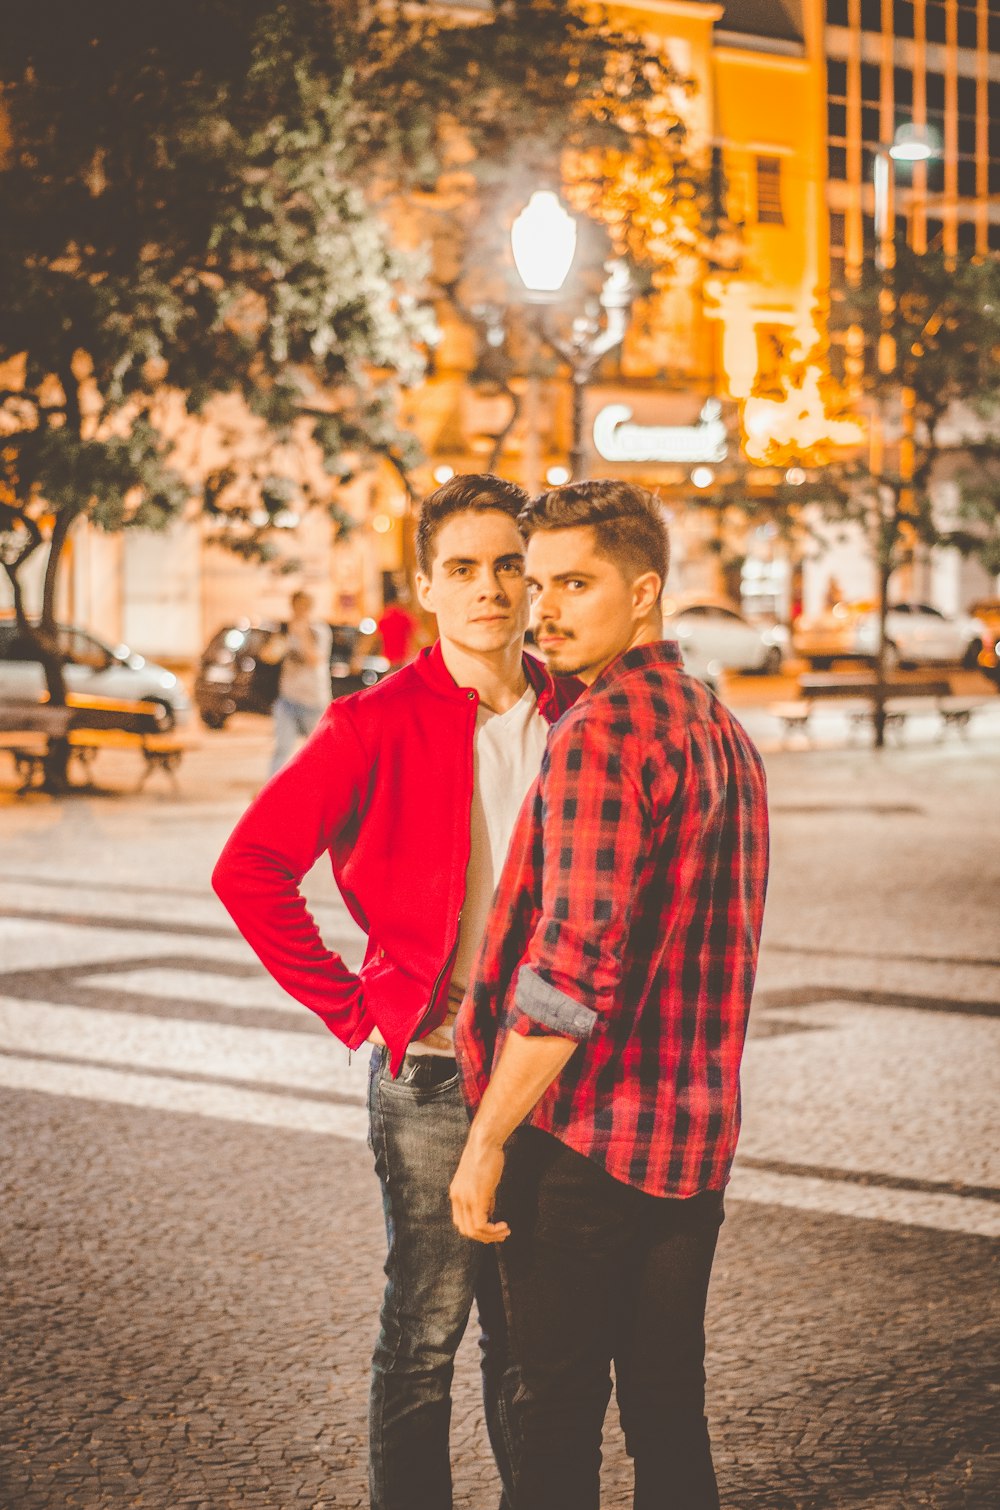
top-left (440, 553), bottom-right (525, 569)
top-left (524, 570), bottom-right (594, 585)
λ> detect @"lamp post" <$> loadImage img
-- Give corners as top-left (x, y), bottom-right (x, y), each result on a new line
top-left (511, 189), bottom-right (634, 484)
top-left (869, 123), bottom-right (937, 745)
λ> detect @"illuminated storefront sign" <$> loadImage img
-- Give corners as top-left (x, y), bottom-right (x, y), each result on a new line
top-left (593, 399), bottom-right (728, 465)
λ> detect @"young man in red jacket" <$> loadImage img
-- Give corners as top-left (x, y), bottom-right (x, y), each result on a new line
top-left (450, 481), bottom-right (769, 1510)
top-left (212, 474), bottom-right (577, 1510)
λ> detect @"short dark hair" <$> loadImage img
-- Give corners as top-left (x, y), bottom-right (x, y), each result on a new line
top-left (416, 474), bottom-right (529, 575)
top-left (518, 480), bottom-right (669, 585)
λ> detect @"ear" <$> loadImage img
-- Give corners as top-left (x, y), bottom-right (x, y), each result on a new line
top-left (414, 571), bottom-right (434, 614)
top-left (632, 570), bottom-right (662, 618)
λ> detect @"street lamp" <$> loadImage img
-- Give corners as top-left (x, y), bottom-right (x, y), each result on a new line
top-left (511, 190), bottom-right (578, 297)
top-left (511, 188), bottom-right (634, 485)
top-left (873, 123), bottom-right (936, 269)
top-left (869, 121), bottom-right (938, 745)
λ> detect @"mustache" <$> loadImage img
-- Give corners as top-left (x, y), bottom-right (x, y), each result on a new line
top-left (537, 625), bottom-right (574, 639)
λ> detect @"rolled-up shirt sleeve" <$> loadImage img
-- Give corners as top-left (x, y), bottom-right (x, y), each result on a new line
top-left (507, 712), bottom-right (675, 1040)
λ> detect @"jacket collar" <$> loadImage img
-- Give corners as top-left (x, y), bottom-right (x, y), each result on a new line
top-left (412, 639), bottom-right (570, 723)
top-left (582, 639), bottom-right (683, 702)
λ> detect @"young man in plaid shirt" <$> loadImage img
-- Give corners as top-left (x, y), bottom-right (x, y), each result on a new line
top-left (450, 480), bottom-right (769, 1509)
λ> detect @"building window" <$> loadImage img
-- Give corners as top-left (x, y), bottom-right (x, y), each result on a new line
top-left (926, 218), bottom-right (944, 249)
top-left (755, 156), bottom-right (784, 224)
top-left (958, 159), bottom-right (978, 197)
top-left (925, 72), bottom-right (946, 111)
top-left (860, 62), bottom-right (881, 104)
top-left (894, 67), bottom-right (914, 108)
top-left (895, 0), bottom-right (915, 38)
top-left (828, 101), bottom-right (848, 138)
top-left (828, 144), bottom-right (848, 181)
top-left (925, 3), bottom-right (947, 43)
top-left (861, 106), bottom-right (880, 146)
top-left (828, 59), bottom-right (848, 98)
top-left (829, 211), bottom-right (847, 249)
top-left (957, 76), bottom-right (977, 116)
top-left (826, 0), bottom-right (849, 23)
top-left (988, 224), bottom-right (1000, 252)
top-left (957, 220), bottom-right (977, 252)
top-left (957, 9), bottom-right (978, 48)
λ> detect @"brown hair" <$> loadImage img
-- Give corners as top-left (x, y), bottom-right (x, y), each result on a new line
top-left (518, 480), bottom-right (669, 585)
top-left (416, 474), bottom-right (529, 575)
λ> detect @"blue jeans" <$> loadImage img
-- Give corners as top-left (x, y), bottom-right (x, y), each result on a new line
top-left (269, 696), bottom-right (321, 777)
top-left (368, 1047), bottom-right (517, 1510)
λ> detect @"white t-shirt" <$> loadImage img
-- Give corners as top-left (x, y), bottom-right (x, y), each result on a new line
top-left (278, 621), bottom-right (332, 708)
top-left (409, 683), bottom-right (549, 1056)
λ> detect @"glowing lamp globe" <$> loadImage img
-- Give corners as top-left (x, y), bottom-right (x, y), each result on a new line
top-left (889, 123), bottom-right (936, 162)
top-left (511, 191), bottom-right (577, 295)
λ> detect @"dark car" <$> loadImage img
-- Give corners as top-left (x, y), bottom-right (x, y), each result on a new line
top-left (195, 621), bottom-right (390, 729)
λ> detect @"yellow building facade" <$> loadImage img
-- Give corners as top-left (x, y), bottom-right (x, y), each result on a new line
top-left (407, 0), bottom-right (832, 618)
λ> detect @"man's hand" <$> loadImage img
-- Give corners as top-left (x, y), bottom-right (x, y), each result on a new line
top-left (449, 1132), bottom-right (510, 1245)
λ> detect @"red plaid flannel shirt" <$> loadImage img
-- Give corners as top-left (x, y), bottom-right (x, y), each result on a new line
top-left (455, 641), bottom-right (769, 1197)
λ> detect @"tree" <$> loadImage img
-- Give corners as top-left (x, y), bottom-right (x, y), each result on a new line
top-left (725, 249), bottom-right (1000, 743)
top-left (0, 0), bottom-right (682, 764)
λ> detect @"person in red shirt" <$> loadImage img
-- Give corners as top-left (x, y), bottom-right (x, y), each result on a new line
top-left (376, 582), bottom-right (421, 668)
top-left (450, 480), bottom-right (769, 1510)
top-left (213, 475), bottom-right (578, 1510)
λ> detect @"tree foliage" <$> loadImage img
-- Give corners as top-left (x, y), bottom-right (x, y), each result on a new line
top-left (0, 0), bottom-right (692, 702)
top-left (814, 247), bottom-right (1000, 576)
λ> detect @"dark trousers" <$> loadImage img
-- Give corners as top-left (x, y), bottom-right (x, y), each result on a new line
top-left (497, 1127), bottom-right (724, 1510)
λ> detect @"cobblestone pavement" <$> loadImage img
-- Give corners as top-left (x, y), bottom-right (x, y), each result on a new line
top-left (1, 708), bottom-right (999, 1508)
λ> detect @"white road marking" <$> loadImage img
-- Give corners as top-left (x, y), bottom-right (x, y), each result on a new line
top-left (0, 1054), bottom-right (368, 1140)
top-left (741, 1000), bottom-right (1000, 1189)
top-left (81, 967), bottom-right (306, 1014)
top-left (0, 997), bottom-right (369, 1101)
top-left (728, 1165), bottom-right (1000, 1240)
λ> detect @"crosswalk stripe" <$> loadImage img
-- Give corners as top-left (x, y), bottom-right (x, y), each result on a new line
top-left (0, 997), bottom-right (369, 1101)
top-left (0, 1053), bottom-right (369, 1139)
top-left (727, 1164), bottom-right (1000, 1240)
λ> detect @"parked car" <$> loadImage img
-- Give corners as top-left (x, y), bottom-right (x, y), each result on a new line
top-left (793, 600), bottom-right (989, 671)
top-left (0, 619), bottom-right (191, 726)
top-left (195, 620), bottom-right (390, 729)
top-left (663, 599), bottom-right (789, 677)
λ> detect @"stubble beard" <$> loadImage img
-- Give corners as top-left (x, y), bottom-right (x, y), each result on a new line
top-left (538, 633), bottom-right (591, 680)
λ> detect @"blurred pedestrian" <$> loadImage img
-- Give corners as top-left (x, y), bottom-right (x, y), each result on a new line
top-left (213, 475), bottom-right (579, 1510)
top-left (376, 580), bottom-right (421, 669)
top-left (451, 480), bottom-right (770, 1510)
top-left (262, 590), bottom-right (332, 778)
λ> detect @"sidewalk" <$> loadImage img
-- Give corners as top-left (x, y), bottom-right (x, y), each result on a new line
top-left (1, 707), bottom-right (998, 1506)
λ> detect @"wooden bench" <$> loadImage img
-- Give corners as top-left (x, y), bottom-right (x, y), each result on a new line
top-left (0, 694), bottom-right (191, 792)
top-left (770, 675), bottom-right (988, 744)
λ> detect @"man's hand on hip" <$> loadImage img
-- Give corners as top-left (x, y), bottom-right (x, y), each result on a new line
top-left (449, 1130), bottom-right (510, 1245)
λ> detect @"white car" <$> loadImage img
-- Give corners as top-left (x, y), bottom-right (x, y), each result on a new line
top-left (0, 620), bottom-right (191, 727)
top-left (794, 601), bottom-right (988, 671)
top-left (664, 601), bottom-right (788, 680)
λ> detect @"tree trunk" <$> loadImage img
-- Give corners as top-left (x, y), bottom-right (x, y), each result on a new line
top-left (872, 554), bottom-right (892, 749)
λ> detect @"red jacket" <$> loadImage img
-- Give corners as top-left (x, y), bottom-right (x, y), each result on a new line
top-left (212, 642), bottom-right (576, 1074)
